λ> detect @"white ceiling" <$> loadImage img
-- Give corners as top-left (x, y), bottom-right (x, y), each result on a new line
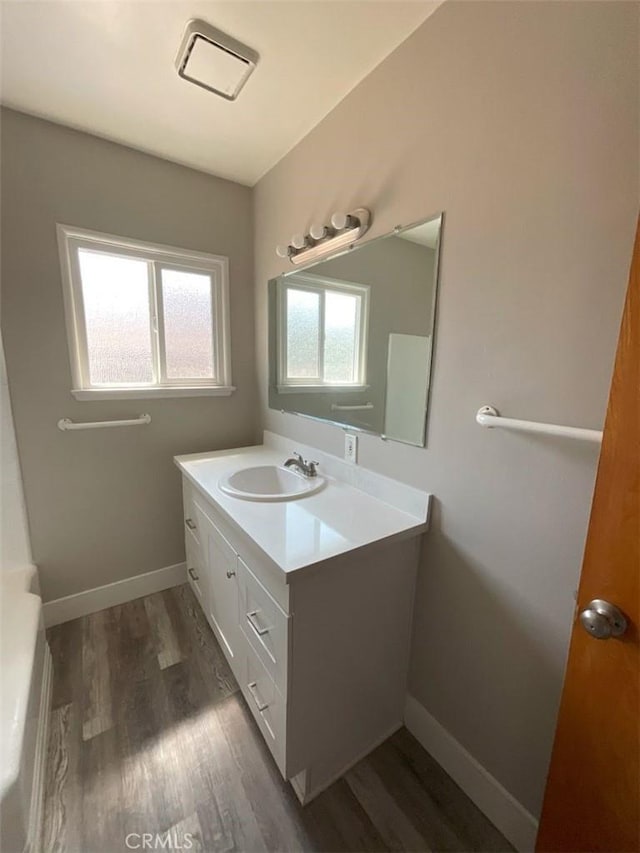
top-left (0, 1), bottom-right (442, 186)
top-left (399, 217), bottom-right (441, 249)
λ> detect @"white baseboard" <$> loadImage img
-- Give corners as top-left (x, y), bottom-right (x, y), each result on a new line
top-left (43, 562), bottom-right (186, 627)
top-left (404, 694), bottom-right (538, 852)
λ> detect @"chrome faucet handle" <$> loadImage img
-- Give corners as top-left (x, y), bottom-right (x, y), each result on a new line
top-left (292, 451), bottom-right (303, 461)
top-left (307, 460), bottom-right (320, 477)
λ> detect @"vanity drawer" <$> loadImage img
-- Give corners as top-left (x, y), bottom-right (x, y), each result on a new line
top-left (239, 628), bottom-right (286, 775)
top-left (237, 556), bottom-right (289, 694)
top-left (185, 530), bottom-right (205, 605)
top-left (182, 481), bottom-right (201, 546)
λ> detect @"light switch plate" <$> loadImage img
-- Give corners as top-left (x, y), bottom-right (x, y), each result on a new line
top-left (344, 433), bottom-right (358, 464)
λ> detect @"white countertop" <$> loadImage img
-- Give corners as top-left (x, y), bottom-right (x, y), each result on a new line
top-left (174, 443), bottom-right (429, 578)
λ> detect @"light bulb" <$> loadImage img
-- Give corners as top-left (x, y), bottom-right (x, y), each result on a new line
top-left (309, 223), bottom-right (329, 241)
top-left (330, 212), bottom-right (354, 231)
top-left (276, 245), bottom-right (291, 258)
top-left (291, 233), bottom-right (308, 250)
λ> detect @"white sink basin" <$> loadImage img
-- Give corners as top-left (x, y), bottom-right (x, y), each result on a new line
top-left (218, 465), bottom-right (325, 502)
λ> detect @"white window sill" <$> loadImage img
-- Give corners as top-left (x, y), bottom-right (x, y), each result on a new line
top-left (72, 386), bottom-right (236, 401)
top-left (276, 384), bottom-right (369, 395)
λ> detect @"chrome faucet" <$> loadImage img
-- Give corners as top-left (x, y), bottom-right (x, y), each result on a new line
top-left (283, 452), bottom-right (319, 478)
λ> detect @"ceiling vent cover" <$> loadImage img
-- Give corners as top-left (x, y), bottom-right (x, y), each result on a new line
top-left (175, 19), bottom-right (259, 101)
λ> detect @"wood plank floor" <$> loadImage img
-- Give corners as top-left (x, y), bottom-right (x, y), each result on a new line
top-left (42, 584), bottom-right (513, 853)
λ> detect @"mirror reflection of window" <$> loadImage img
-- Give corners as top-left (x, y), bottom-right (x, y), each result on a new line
top-left (324, 290), bottom-right (359, 383)
top-left (286, 287), bottom-right (320, 380)
top-left (277, 274), bottom-right (369, 390)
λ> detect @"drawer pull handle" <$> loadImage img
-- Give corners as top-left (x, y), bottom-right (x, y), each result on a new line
top-left (188, 567), bottom-right (199, 581)
top-left (226, 568), bottom-right (236, 579)
top-left (247, 681), bottom-right (269, 712)
top-left (185, 518), bottom-right (197, 531)
top-left (247, 610), bottom-right (269, 637)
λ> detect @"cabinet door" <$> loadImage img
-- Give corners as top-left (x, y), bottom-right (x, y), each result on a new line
top-left (193, 498), bottom-right (240, 667)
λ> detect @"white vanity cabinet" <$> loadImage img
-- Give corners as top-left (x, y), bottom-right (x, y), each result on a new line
top-left (194, 498), bottom-right (243, 666)
top-left (184, 482), bottom-right (242, 665)
top-left (179, 464), bottom-right (426, 805)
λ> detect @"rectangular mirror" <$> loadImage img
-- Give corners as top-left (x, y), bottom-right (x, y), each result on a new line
top-left (268, 213), bottom-right (443, 446)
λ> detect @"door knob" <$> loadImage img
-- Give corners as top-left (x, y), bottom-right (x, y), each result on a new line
top-left (579, 599), bottom-right (627, 639)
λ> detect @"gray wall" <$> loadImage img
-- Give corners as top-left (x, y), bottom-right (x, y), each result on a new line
top-left (254, 1), bottom-right (638, 818)
top-left (1, 332), bottom-right (32, 573)
top-left (1, 108), bottom-right (259, 601)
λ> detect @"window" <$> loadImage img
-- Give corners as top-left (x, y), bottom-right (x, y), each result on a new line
top-left (57, 225), bottom-right (233, 399)
top-left (277, 273), bottom-right (369, 391)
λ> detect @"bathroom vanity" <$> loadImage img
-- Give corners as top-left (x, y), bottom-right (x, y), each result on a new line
top-left (175, 432), bottom-right (429, 803)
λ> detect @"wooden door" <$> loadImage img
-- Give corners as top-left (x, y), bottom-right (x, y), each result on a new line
top-left (536, 220), bottom-right (640, 852)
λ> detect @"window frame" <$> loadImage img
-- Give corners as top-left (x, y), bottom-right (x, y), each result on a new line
top-left (276, 273), bottom-right (369, 393)
top-left (57, 225), bottom-right (233, 400)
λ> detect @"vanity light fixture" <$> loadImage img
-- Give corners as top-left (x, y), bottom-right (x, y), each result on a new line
top-left (330, 212), bottom-right (355, 231)
top-left (291, 233), bottom-right (310, 250)
top-left (175, 19), bottom-right (259, 101)
top-left (276, 208), bottom-right (371, 266)
top-left (309, 223), bottom-right (332, 240)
